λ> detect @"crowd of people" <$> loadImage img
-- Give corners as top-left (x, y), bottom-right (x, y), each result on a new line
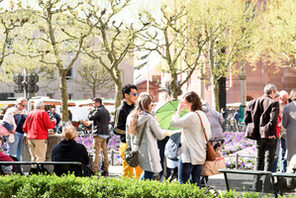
top-left (245, 84), bottom-right (296, 192)
top-left (0, 84), bottom-right (223, 187)
top-left (1, 82), bottom-right (296, 191)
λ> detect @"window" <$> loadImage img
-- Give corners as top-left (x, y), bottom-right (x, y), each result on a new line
top-left (84, 94), bottom-right (91, 99)
top-left (6, 38), bottom-right (13, 50)
top-left (0, 93), bottom-right (14, 99)
top-left (152, 75), bottom-right (161, 85)
top-left (47, 93), bottom-right (54, 98)
top-left (66, 68), bottom-right (73, 80)
top-left (68, 94), bottom-right (73, 100)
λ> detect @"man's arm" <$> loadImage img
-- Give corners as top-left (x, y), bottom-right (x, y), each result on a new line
top-left (43, 111), bottom-right (56, 129)
top-left (267, 101), bottom-right (280, 138)
top-left (88, 109), bottom-right (101, 121)
top-left (113, 109), bottom-right (126, 134)
top-left (244, 100), bottom-right (255, 125)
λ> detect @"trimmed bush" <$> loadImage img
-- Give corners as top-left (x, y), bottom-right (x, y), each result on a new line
top-left (0, 174), bottom-right (283, 198)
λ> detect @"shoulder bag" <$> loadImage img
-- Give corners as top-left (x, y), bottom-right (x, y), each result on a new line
top-left (124, 121), bottom-right (148, 167)
top-left (195, 111), bottom-right (216, 161)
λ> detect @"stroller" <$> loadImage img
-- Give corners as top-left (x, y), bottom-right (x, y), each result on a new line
top-left (165, 132), bottom-right (181, 182)
top-left (165, 133), bottom-right (223, 196)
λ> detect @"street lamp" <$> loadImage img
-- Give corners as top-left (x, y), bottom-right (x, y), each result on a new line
top-left (13, 71), bottom-right (39, 98)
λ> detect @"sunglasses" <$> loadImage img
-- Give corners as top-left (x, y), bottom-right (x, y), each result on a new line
top-left (129, 93), bottom-right (137, 97)
top-left (19, 103), bottom-right (26, 107)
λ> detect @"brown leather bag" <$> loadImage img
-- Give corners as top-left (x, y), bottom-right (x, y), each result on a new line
top-left (196, 112), bottom-right (216, 161)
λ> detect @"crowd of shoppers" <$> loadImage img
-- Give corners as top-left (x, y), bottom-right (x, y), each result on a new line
top-left (2, 82), bottom-right (296, 193)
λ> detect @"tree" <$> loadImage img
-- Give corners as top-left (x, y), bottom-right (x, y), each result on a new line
top-left (253, 0), bottom-right (296, 69)
top-left (82, 0), bottom-right (149, 108)
top-left (0, 3), bottom-right (30, 67)
top-left (139, 2), bottom-right (206, 100)
top-left (188, 0), bottom-right (257, 110)
top-left (18, 0), bottom-right (96, 121)
top-left (77, 55), bottom-right (114, 98)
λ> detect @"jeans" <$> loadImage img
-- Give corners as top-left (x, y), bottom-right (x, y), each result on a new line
top-left (157, 137), bottom-right (171, 181)
top-left (280, 137), bottom-right (287, 172)
top-left (178, 156), bottom-right (202, 187)
top-left (4, 132), bottom-right (24, 161)
top-left (139, 170), bottom-right (155, 180)
top-left (254, 139), bottom-right (277, 192)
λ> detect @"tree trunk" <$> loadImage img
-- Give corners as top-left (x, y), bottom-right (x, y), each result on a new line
top-left (209, 39), bottom-right (220, 111)
top-left (200, 70), bottom-right (205, 100)
top-left (114, 81), bottom-right (122, 109)
top-left (114, 69), bottom-right (122, 109)
top-left (170, 73), bottom-right (178, 100)
top-left (59, 70), bottom-right (69, 122)
top-left (211, 77), bottom-right (220, 111)
top-left (92, 83), bottom-right (96, 98)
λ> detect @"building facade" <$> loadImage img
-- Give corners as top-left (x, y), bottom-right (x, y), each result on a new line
top-left (0, 59), bottom-right (134, 100)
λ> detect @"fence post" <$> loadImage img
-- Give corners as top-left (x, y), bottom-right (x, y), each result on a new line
top-left (111, 149), bottom-right (114, 166)
top-left (236, 153), bottom-right (239, 169)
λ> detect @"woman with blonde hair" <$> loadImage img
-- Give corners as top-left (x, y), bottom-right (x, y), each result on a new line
top-left (126, 93), bottom-right (170, 180)
top-left (171, 91), bottom-right (212, 186)
top-left (52, 123), bottom-right (90, 176)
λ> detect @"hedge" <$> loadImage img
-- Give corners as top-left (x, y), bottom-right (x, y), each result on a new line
top-left (0, 174), bottom-right (288, 198)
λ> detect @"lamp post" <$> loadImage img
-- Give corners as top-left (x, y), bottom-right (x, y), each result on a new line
top-left (13, 70), bottom-right (39, 99)
top-left (239, 62), bottom-right (247, 108)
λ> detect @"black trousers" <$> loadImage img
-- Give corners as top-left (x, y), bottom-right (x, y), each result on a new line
top-left (254, 139), bottom-right (277, 192)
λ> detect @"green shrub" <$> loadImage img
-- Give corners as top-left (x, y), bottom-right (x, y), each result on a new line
top-left (0, 174), bottom-right (278, 198)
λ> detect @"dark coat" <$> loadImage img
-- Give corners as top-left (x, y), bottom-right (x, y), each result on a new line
top-left (52, 139), bottom-right (89, 176)
top-left (114, 101), bottom-right (135, 143)
top-left (88, 105), bottom-right (110, 136)
top-left (244, 94), bottom-right (279, 140)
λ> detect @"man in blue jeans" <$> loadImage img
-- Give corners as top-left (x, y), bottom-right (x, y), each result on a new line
top-left (2, 97), bottom-right (27, 161)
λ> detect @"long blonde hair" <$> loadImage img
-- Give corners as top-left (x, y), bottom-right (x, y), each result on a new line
top-left (128, 93), bottom-right (152, 135)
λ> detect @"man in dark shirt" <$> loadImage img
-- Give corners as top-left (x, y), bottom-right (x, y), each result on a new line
top-left (114, 84), bottom-right (143, 178)
top-left (49, 108), bottom-right (61, 132)
top-left (88, 97), bottom-right (110, 175)
top-left (245, 84), bottom-right (279, 192)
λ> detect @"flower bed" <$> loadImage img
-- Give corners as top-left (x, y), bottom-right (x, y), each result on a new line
top-left (76, 134), bottom-right (122, 165)
top-left (222, 132), bottom-right (256, 170)
top-left (222, 132), bottom-right (255, 156)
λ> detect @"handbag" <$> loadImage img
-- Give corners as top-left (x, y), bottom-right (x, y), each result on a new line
top-left (124, 121), bottom-right (147, 167)
top-left (195, 112), bottom-right (216, 161)
top-left (201, 151), bottom-right (226, 176)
